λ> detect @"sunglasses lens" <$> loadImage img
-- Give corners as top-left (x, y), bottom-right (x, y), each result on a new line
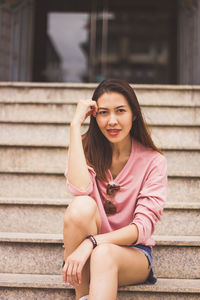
top-left (104, 181), bottom-right (120, 215)
top-left (104, 200), bottom-right (117, 215)
top-left (106, 182), bottom-right (120, 196)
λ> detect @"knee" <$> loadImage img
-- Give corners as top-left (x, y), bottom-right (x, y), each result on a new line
top-left (90, 244), bottom-right (117, 271)
top-left (64, 196), bottom-right (98, 228)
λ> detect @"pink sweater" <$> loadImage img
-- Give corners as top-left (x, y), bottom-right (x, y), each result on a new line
top-left (66, 139), bottom-right (167, 247)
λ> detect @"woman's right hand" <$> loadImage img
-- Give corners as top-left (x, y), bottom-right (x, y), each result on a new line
top-left (62, 238), bottom-right (93, 286)
top-left (71, 99), bottom-right (98, 127)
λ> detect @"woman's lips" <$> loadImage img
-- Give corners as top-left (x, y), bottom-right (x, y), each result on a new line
top-left (107, 129), bottom-right (121, 136)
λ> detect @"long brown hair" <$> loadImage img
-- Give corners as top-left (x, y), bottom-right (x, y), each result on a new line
top-left (82, 79), bottom-right (161, 181)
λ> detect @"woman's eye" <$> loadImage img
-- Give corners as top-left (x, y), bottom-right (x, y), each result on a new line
top-left (117, 109), bottom-right (125, 113)
top-left (99, 111), bottom-right (107, 115)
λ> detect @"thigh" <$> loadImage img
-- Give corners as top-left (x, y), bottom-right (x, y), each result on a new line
top-left (110, 244), bottom-right (150, 286)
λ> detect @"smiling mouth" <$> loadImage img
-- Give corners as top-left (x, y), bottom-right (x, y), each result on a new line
top-left (107, 129), bottom-right (121, 136)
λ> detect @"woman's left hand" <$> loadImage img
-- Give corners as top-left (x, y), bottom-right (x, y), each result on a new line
top-left (62, 239), bottom-right (93, 286)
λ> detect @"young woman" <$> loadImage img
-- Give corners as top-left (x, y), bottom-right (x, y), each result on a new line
top-left (62, 79), bottom-right (167, 300)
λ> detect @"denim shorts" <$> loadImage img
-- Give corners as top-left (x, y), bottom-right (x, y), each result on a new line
top-left (128, 244), bottom-right (157, 284)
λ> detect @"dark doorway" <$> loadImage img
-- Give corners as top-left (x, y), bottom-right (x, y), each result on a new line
top-left (33, 0), bottom-right (177, 84)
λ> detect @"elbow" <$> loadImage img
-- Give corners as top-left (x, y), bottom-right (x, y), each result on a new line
top-left (78, 183), bottom-right (91, 193)
top-left (74, 177), bottom-right (92, 193)
top-left (66, 178), bottom-right (92, 195)
top-left (132, 217), bottom-right (154, 245)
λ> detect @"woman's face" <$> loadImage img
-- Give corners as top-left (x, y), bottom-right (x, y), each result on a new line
top-left (96, 92), bottom-right (134, 144)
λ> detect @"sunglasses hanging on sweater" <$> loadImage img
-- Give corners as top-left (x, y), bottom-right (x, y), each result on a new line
top-left (103, 181), bottom-right (120, 215)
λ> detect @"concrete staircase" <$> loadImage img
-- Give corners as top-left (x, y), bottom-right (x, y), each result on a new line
top-left (0, 82), bottom-right (200, 299)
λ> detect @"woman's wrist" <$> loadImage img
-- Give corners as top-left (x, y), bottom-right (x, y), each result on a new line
top-left (86, 235), bottom-right (97, 248)
top-left (93, 234), bottom-right (105, 246)
top-left (82, 237), bottom-right (94, 251)
top-left (70, 120), bottom-right (82, 129)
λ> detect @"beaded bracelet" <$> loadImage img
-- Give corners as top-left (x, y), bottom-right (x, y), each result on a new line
top-left (86, 235), bottom-right (97, 248)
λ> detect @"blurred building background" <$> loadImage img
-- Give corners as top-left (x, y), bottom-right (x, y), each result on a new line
top-left (0, 0), bottom-right (199, 84)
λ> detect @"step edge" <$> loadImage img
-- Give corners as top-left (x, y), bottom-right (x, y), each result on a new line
top-left (0, 233), bottom-right (200, 246)
top-left (1, 144), bottom-right (200, 151)
top-left (1, 170), bottom-right (200, 179)
top-left (1, 100), bottom-right (200, 109)
top-left (0, 197), bottom-right (71, 206)
top-left (1, 100), bottom-right (199, 108)
top-left (1, 145), bottom-right (200, 153)
top-left (0, 198), bottom-right (199, 210)
top-left (0, 274), bottom-right (199, 293)
top-left (0, 232), bottom-right (63, 244)
top-left (119, 278), bottom-right (200, 293)
top-left (1, 120), bottom-right (200, 128)
top-left (154, 235), bottom-right (200, 246)
top-left (164, 202), bottom-right (200, 210)
top-left (1, 82), bottom-right (200, 90)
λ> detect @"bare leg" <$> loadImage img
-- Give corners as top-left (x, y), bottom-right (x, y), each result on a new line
top-left (63, 196), bottom-right (101, 300)
top-left (89, 244), bottom-right (150, 300)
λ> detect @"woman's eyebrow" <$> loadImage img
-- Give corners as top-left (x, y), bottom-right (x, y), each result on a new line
top-left (98, 105), bottom-right (127, 110)
top-left (98, 107), bottom-right (109, 110)
top-left (116, 105), bottom-right (126, 108)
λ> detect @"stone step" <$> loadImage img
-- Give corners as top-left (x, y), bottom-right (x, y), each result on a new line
top-left (0, 273), bottom-right (200, 300)
top-left (0, 146), bottom-right (200, 177)
top-left (0, 123), bottom-right (200, 150)
top-left (0, 233), bottom-right (199, 279)
top-left (0, 198), bottom-right (199, 236)
top-left (0, 82), bottom-right (200, 106)
top-left (0, 198), bottom-right (68, 234)
top-left (143, 106), bottom-right (200, 126)
top-left (0, 173), bottom-right (69, 199)
top-left (0, 147), bottom-right (68, 175)
top-left (165, 150), bottom-right (200, 177)
top-left (155, 202), bottom-right (200, 236)
top-left (0, 173), bottom-right (199, 202)
top-left (1, 102), bottom-right (200, 126)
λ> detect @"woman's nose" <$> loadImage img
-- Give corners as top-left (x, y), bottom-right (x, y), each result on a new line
top-left (108, 113), bottom-right (118, 125)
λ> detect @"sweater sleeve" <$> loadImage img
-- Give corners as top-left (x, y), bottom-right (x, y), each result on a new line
top-left (65, 165), bottom-right (96, 196)
top-left (131, 154), bottom-right (167, 245)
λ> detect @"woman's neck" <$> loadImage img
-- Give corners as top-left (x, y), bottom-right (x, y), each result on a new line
top-left (111, 136), bottom-right (132, 159)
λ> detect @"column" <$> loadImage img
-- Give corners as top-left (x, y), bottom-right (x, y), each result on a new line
top-left (178, 0), bottom-right (200, 84)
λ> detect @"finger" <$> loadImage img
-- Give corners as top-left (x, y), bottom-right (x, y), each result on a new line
top-left (70, 263), bottom-right (77, 286)
top-left (72, 263), bottom-right (79, 285)
top-left (67, 263), bottom-right (74, 286)
top-left (89, 106), bottom-right (97, 118)
top-left (86, 107), bottom-right (97, 118)
top-left (90, 107), bottom-right (97, 117)
top-left (89, 100), bottom-right (98, 111)
top-left (62, 261), bottom-right (68, 283)
top-left (85, 110), bottom-right (93, 119)
top-left (93, 103), bottom-right (98, 116)
top-left (89, 106), bottom-right (96, 113)
top-left (77, 262), bottom-right (83, 285)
